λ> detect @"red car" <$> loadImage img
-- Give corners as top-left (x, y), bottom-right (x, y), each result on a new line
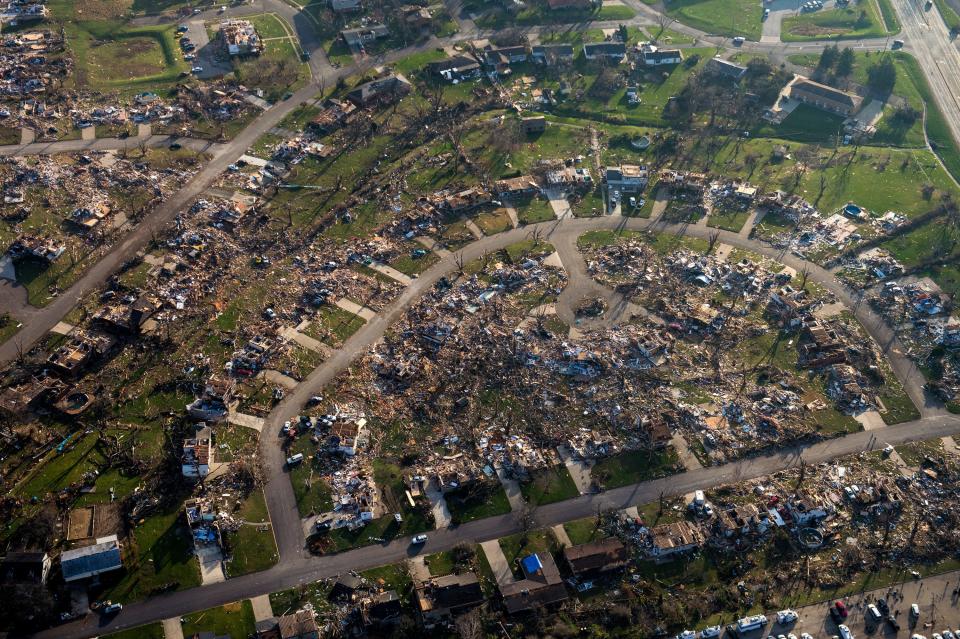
top-left (835, 601), bottom-right (848, 618)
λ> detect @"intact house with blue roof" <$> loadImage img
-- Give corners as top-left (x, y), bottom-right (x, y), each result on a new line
top-left (59, 535), bottom-right (122, 583)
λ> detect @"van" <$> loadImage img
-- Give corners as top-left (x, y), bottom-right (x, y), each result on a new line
top-left (736, 615), bottom-right (767, 635)
top-left (867, 605), bottom-right (882, 623)
top-left (286, 453), bottom-right (304, 466)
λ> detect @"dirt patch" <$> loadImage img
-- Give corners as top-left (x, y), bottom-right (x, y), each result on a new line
top-left (787, 23), bottom-right (847, 36)
top-left (67, 503), bottom-right (122, 541)
top-left (86, 37), bottom-right (166, 82)
top-left (73, 0), bottom-right (134, 20)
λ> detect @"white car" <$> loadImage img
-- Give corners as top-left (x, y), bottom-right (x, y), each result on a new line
top-left (933, 634), bottom-right (943, 639)
top-left (911, 604), bottom-right (921, 618)
top-left (191, 65), bottom-right (204, 73)
top-left (411, 534), bottom-right (428, 544)
top-left (777, 610), bottom-right (799, 624)
top-left (184, 53), bottom-right (196, 61)
top-left (677, 631), bottom-right (696, 639)
top-left (801, 634), bottom-right (814, 639)
top-left (701, 627), bottom-right (722, 639)
top-left (838, 624), bottom-right (854, 639)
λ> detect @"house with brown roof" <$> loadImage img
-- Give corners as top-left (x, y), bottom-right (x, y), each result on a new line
top-left (495, 175), bottom-right (540, 198)
top-left (789, 77), bottom-right (863, 116)
top-left (414, 572), bottom-right (485, 626)
top-left (500, 552), bottom-right (568, 614)
top-left (563, 538), bottom-right (629, 577)
top-left (278, 610), bottom-right (320, 639)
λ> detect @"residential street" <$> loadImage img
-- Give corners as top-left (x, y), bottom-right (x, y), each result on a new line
top-left (8, 1), bottom-right (960, 636)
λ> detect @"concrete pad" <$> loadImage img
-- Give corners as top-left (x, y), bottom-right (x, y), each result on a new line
top-left (425, 481), bottom-right (452, 529)
top-left (368, 262), bottom-right (413, 285)
top-left (479, 540), bottom-right (515, 586)
top-left (162, 617), bottom-right (184, 639)
top-left (334, 298), bottom-right (376, 321)
top-left (137, 123), bottom-right (152, 138)
top-left (20, 128), bottom-right (34, 145)
top-left (259, 369), bottom-right (299, 390)
top-left (278, 325), bottom-right (333, 357)
top-left (854, 410), bottom-right (886, 431)
top-left (244, 93), bottom-right (271, 110)
top-left (0, 255), bottom-right (15, 282)
top-left (227, 411), bottom-right (265, 431)
top-left (552, 524), bottom-right (573, 548)
top-left (238, 154), bottom-right (269, 167)
top-left (464, 219), bottom-right (484, 239)
top-left (648, 186), bottom-right (669, 221)
top-left (556, 445), bottom-right (593, 494)
top-left (196, 544), bottom-right (225, 585)
top-left (503, 204), bottom-right (519, 228)
top-left (740, 208), bottom-right (767, 237)
top-left (545, 188), bottom-right (572, 219)
top-left (542, 251), bottom-right (564, 270)
top-left (206, 461), bottom-right (231, 481)
top-left (81, 126), bottom-right (95, 141)
top-left (714, 243), bottom-right (734, 263)
top-left (249, 594), bottom-right (274, 622)
top-left (671, 432), bottom-right (703, 470)
top-left (409, 556), bottom-right (431, 583)
top-left (942, 436), bottom-right (959, 454)
top-left (495, 465), bottom-right (525, 512)
top-left (51, 321), bottom-right (76, 335)
top-left (413, 236), bottom-right (453, 258)
top-left (622, 506), bottom-right (640, 519)
top-left (814, 301), bottom-right (847, 318)
top-left (528, 303), bottom-right (557, 317)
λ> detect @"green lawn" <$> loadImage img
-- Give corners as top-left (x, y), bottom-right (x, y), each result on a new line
top-left (390, 249), bottom-right (440, 276)
top-left (102, 624), bottom-right (164, 639)
top-left (222, 489), bottom-right (278, 577)
top-left (246, 13), bottom-right (292, 39)
top-left (181, 601), bottom-right (256, 639)
top-left (782, 0), bottom-right (894, 41)
top-left (564, 516), bottom-right (607, 545)
top-left (707, 208), bottom-right (752, 233)
top-left (445, 482), bottom-right (513, 524)
top-left (474, 208), bottom-right (515, 235)
top-left (515, 196), bottom-right (557, 224)
top-left (895, 438), bottom-right (943, 466)
top-left (591, 448), bottom-right (681, 489)
top-left (362, 562), bottom-right (413, 594)
top-left (519, 465), bottom-right (580, 506)
top-left (101, 508), bottom-right (201, 603)
top-left (933, 0), bottom-right (960, 31)
top-left (665, 0), bottom-right (763, 40)
top-left (425, 550), bottom-right (456, 576)
top-left (498, 528), bottom-right (557, 570)
top-left (288, 436), bottom-right (333, 517)
top-left (306, 305), bottom-right (366, 346)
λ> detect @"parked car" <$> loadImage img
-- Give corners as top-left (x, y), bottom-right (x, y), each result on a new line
top-left (838, 625), bottom-right (854, 639)
top-left (102, 603), bottom-right (122, 615)
top-left (732, 36), bottom-right (745, 45)
top-left (701, 626), bottom-right (722, 639)
top-left (892, 39), bottom-right (905, 48)
top-left (867, 605), bottom-right (883, 623)
top-left (763, 8), bottom-right (770, 18)
top-left (411, 534), bottom-right (428, 544)
top-left (191, 65), bottom-right (204, 73)
top-left (835, 601), bottom-right (848, 617)
top-left (777, 610), bottom-right (799, 625)
top-left (911, 604), bottom-right (921, 619)
top-left (886, 616), bottom-right (900, 632)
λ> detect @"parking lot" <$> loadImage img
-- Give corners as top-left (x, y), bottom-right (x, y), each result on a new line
top-left (720, 571), bottom-right (960, 639)
top-left (182, 18), bottom-right (232, 79)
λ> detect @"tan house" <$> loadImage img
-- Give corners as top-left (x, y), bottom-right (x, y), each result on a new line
top-left (790, 77), bottom-right (863, 116)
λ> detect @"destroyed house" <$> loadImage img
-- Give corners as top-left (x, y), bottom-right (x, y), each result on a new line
top-left (0, 376), bottom-right (67, 414)
top-left (309, 99), bottom-right (357, 132)
top-left (66, 203), bottom-right (110, 231)
top-left (495, 175), bottom-right (540, 198)
top-left (329, 418), bottom-right (366, 456)
top-left (47, 331), bottom-right (115, 376)
top-left (182, 426), bottom-right (213, 478)
top-left (93, 294), bottom-right (159, 334)
top-left (415, 572), bottom-right (485, 625)
top-left (60, 535), bottom-right (122, 582)
top-left (219, 20), bottom-right (263, 56)
top-left (277, 610), bottom-right (320, 639)
top-left (768, 286), bottom-right (813, 324)
top-left (0, 551), bottom-right (50, 584)
top-left (437, 187), bottom-right (491, 212)
top-left (329, 574), bottom-right (362, 601)
top-left (659, 170), bottom-right (708, 194)
top-left (546, 166), bottom-right (592, 187)
top-left (521, 115), bottom-right (547, 134)
top-left (786, 492), bottom-right (833, 525)
top-left (345, 74), bottom-right (411, 107)
top-left (706, 56), bottom-right (747, 80)
top-left (799, 322), bottom-right (846, 367)
top-left (563, 538), bottom-right (628, 577)
top-left (648, 521), bottom-right (704, 560)
top-left (583, 42), bottom-right (626, 61)
top-left (500, 552), bottom-right (568, 614)
top-left (714, 503), bottom-right (767, 537)
top-left (364, 590), bottom-right (403, 626)
top-left (7, 234), bottom-right (64, 262)
top-left (426, 55), bottom-right (481, 81)
top-left (790, 77), bottom-right (863, 116)
top-left (531, 44), bottom-right (574, 64)
top-left (403, 5), bottom-right (432, 28)
top-left (341, 24), bottom-right (389, 49)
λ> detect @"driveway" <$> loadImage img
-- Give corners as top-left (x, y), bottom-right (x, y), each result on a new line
top-left (184, 19), bottom-right (232, 79)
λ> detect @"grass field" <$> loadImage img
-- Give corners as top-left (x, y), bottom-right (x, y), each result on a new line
top-left (181, 601), bottom-right (256, 639)
top-left (564, 516), bottom-right (608, 545)
top-left (519, 465), bottom-right (580, 506)
top-left (707, 208), bottom-right (752, 233)
top-left (222, 489), bottom-right (278, 577)
top-left (782, 0), bottom-right (894, 41)
top-left (102, 624), bottom-right (164, 639)
top-left (591, 448), bottom-right (681, 489)
top-left (665, 0), bottom-right (763, 40)
top-left (515, 197), bottom-right (557, 224)
top-left (445, 482), bottom-right (513, 524)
